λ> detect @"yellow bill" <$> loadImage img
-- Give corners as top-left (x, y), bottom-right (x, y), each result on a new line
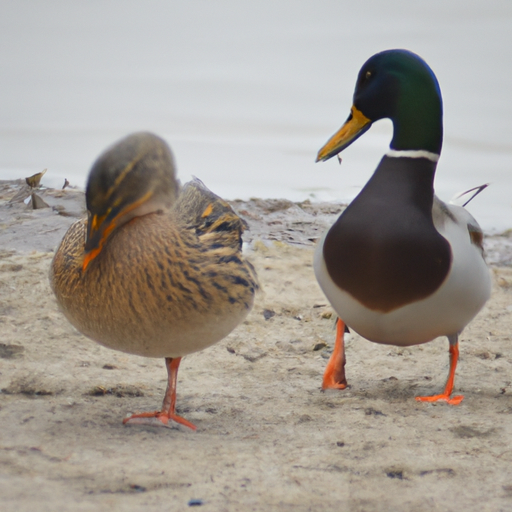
top-left (316, 106), bottom-right (372, 162)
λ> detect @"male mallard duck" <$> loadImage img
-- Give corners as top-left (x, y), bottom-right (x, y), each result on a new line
top-left (50, 132), bottom-right (258, 429)
top-left (314, 50), bottom-right (491, 405)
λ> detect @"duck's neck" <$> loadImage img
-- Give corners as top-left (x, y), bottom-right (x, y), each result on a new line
top-left (360, 155), bottom-right (438, 217)
top-left (389, 81), bottom-right (443, 155)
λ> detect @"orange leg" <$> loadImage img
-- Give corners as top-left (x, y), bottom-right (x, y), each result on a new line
top-left (322, 318), bottom-right (348, 390)
top-left (123, 357), bottom-right (197, 430)
top-left (415, 335), bottom-right (464, 405)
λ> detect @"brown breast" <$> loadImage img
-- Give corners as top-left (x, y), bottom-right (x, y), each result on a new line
top-left (323, 156), bottom-right (452, 313)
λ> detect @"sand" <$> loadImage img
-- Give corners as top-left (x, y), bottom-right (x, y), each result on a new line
top-left (1, 181), bottom-right (512, 511)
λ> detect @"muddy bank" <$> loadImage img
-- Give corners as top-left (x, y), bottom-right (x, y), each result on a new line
top-left (1, 179), bottom-right (512, 511)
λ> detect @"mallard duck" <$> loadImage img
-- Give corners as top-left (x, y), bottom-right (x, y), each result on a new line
top-left (50, 132), bottom-right (258, 429)
top-left (314, 50), bottom-right (491, 405)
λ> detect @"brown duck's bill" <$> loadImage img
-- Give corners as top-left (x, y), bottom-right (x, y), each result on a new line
top-left (82, 246), bottom-right (102, 273)
top-left (82, 213), bottom-right (116, 272)
top-left (82, 190), bottom-right (155, 272)
top-left (316, 106), bottom-right (372, 162)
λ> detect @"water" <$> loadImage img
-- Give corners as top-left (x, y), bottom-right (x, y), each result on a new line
top-left (1, 0), bottom-right (511, 231)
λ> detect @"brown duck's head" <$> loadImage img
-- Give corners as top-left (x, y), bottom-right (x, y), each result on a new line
top-left (83, 132), bottom-right (179, 272)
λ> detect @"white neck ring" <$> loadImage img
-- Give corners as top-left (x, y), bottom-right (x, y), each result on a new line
top-left (386, 149), bottom-right (439, 163)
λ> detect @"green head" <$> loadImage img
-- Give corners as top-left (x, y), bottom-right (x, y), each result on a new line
top-left (317, 49), bottom-right (443, 161)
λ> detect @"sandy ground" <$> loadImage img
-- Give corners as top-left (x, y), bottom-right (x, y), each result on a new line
top-left (1, 181), bottom-right (512, 511)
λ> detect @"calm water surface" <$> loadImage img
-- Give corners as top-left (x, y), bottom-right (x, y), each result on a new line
top-left (1, 1), bottom-right (511, 231)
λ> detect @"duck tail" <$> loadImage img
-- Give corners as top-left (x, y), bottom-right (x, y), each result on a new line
top-left (450, 183), bottom-right (489, 207)
top-left (174, 177), bottom-right (247, 251)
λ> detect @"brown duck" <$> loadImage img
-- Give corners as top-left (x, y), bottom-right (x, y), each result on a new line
top-left (51, 132), bottom-right (258, 430)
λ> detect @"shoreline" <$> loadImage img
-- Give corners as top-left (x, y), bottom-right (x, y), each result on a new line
top-left (1, 179), bottom-right (511, 266)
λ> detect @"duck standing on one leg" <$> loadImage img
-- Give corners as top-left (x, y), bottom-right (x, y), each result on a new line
top-left (51, 132), bottom-right (258, 429)
top-left (314, 49), bottom-right (491, 405)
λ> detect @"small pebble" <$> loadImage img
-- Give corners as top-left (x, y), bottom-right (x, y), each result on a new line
top-left (188, 499), bottom-right (204, 507)
top-left (263, 309), bottom-right (275, 320)
top-left (129, 484), bottom-right (146, 493)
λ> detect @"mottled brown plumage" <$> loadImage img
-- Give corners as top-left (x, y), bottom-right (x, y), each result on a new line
top-left (50, 132), bottom-right (258, 429)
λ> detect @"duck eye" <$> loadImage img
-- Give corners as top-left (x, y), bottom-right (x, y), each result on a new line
top-left (365, 71), bottom-right (372, 80)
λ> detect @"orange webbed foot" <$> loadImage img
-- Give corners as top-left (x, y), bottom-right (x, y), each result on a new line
top-left (322, 371), bottom-right (347, 390)
top-left (123, 411), bottom-right (197, 430)
top-left (415, 336), bottom-right (463, 406)
top-left (322, 319), bottom-right (348, 390)
top-left (415, 394), bottom-right (464, 406)
top-left (122, 357), bottom-right (197, 430)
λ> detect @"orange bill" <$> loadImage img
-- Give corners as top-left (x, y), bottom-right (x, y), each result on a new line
top-left (316, 106), bottom-right (372, 162)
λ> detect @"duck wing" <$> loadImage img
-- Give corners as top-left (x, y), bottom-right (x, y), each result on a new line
top-left (172, 178), bottom-right (247, 252)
